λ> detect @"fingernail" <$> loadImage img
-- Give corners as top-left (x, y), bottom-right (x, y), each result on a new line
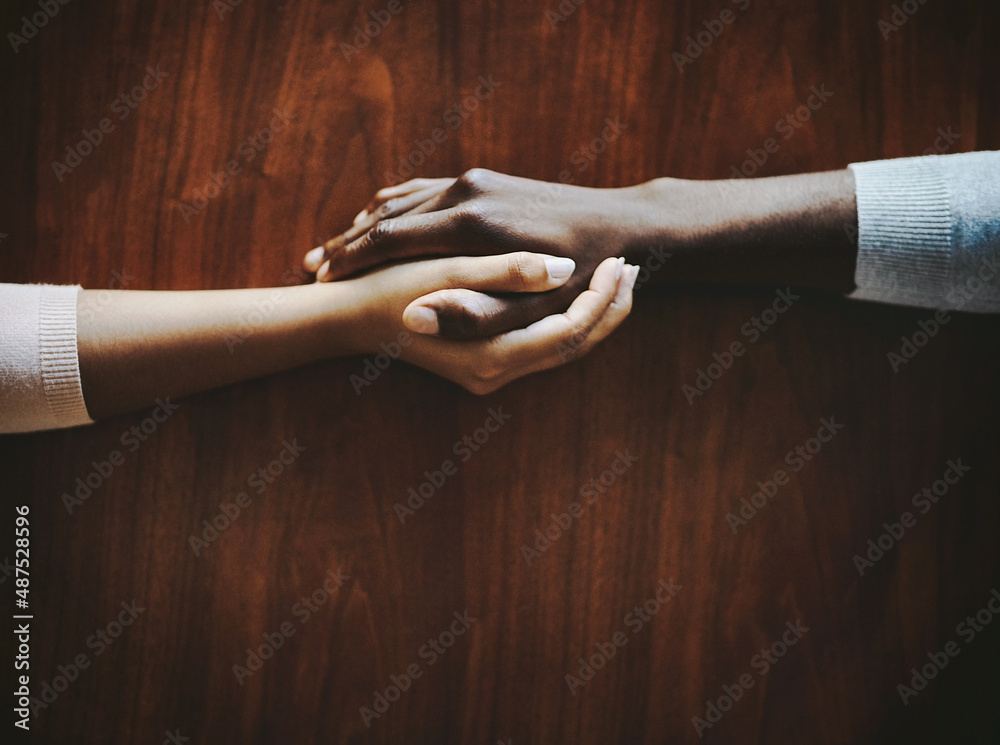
top-left (304, 247), bottom-right (325, 271)
top-left (353, 210), bottom-right (368, 224)
top-left (403, 306), bottom-right (439, 335)
top-left (545, 257), bottom-right (575, 281)
top-left (317, 261), bottom-right (331, 281)
top-left (615, 256), bottom-right (625, 280)
top-left (626, 264), bottom-right (640, 289)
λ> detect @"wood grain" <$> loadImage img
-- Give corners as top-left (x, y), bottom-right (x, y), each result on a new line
top-left (2, 0), bottom-right (999, 742)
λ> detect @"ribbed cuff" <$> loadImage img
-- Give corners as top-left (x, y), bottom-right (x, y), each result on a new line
top-left (848, 156), bottom-right (954, 309)
top-left (38, 285), bottom-right (94, 428)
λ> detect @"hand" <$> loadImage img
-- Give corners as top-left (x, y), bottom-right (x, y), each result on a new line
top-left (338, 252), bottom-right (639, 394)
top-left (306, 169), bottom-right (663, 339)
top-left (305, 177), bottom-right (458, 261)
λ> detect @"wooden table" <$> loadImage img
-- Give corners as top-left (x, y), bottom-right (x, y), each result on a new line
top-left (2, 0), bottom-right (999, 742)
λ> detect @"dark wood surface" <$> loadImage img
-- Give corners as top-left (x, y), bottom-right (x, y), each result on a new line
top-left (2, 0), bottom-right (999, 742)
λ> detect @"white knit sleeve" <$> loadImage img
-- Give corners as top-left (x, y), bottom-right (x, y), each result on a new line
top-left (0, 284), bottom-right (95, 434)
top-left (847, 151), bottom-right (1000, 312)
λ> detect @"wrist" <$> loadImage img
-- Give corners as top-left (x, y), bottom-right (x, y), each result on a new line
top-left (618, 178), bottom-right (713, 273)
top-left (300, 281), bottom-right (374, 358)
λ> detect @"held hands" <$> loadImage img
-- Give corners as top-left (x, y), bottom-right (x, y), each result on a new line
top-left (305, 169), bottom-right (664, 339)
top-left (336, 252), bottom-right (638, 394)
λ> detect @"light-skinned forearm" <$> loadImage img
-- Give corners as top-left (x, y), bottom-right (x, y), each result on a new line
top-left (77, 284), bottom-right (361, 419)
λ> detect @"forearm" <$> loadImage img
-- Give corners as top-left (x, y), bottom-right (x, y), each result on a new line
top-left (77, 283), bottom-right (360, 419)
top-left (626, 169), bottom-right (858, 293)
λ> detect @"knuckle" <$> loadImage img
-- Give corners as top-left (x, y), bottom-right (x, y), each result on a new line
top-left (560, 324), bottom-right (591, 360)
top-left (462, 167), bottom-right (490, 186)
top-left (506, 251), bottom-right (536, 290)
top-left (454, 167), bottom-right (493, 194)
top-left (612, 288), bottom-right (635, 316)
top-left (568, 323), bottom-right (588, 348)
top-left (435, 294), bottom-right (487, 339)
top-left (455, 204), bottom-right (490, 233)
top-left (463, 379), bottom-right (491, 396)
top-left (465, 364), bottom-right (502, 395)
top-left (363, 220), bottom-right (394, 248)
top-left (377, 199), bottom-right (398, 218)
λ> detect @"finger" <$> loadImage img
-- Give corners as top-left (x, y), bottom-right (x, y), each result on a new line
top-left (401, 256), bottom-right (627, 341)
top-left (304, 245), bottom-right (329, 273)
top-left (425, 252), bottom-right (575, 296)
top-left (404, 261), bottom-right (636, 396)
top-left (494, 261), bottom-right (635, 386)
top-left (318, 209), bottom-right (471, 281)
top-left (569, 263), bottom-right (638, 357)
top-left (360, 178), bottom-right (455, 218)
top-left (303, 180), bottom-right (456, 273)
top-left (341, 174), bottom-right (486, 254)
top-left (497, 257), bottom-right (630, 368)
top-left (304, 223), bottom-right (366, 272)
top-left (400, 253), bottom-right (575, 335)
top-left (420, 289), bottom-right (586, 340)
top-left (310, 185), bottom-right (448, 273)
top-left (348, 184), bottom-right (452, 242)
top-left (304, 223), bottom-right (368, 272)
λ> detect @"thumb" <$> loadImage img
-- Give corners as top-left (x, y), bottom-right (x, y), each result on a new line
top-left (402, 252), bottom-right (576, 338)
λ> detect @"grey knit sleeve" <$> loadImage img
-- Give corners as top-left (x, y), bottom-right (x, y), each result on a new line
top-left (847, 151), bottom-right (1000, 312)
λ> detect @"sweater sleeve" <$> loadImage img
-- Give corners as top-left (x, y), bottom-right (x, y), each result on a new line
top-left (0, 284), bottom-right (95, 435)
top-left (847, 151), bottom-right (1000, 312)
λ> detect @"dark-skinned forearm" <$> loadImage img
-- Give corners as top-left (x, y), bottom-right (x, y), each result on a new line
top-left (624, 169), bottom-right (858, 293)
